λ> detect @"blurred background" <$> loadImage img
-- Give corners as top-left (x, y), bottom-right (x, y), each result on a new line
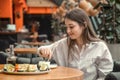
top-left (0, 0), bottom-right (120, 61)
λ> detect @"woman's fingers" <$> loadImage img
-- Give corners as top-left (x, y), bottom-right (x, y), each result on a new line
top-left (48, 50), bottom-right (52, 60)
top-left (44, 48), bottom-right (49, 57)
top-left (40, 48), bottom-right (52, 59)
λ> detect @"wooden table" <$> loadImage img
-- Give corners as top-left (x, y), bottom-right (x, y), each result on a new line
top-left (20, 42), bottom-right (46, 46)
top-left (14, 48), bottom-right (37, 54)
top-left (0, 65), bottom-right (83, 80)
top-left (0, 32), bottom-right (30, 43)
top-left (0, 32), bottom-right (30, 51)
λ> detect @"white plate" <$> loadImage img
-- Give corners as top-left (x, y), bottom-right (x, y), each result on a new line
top-left (3, 70), bottom-right (50, 75)
top-left (50, 64), bottom-right (58, 69)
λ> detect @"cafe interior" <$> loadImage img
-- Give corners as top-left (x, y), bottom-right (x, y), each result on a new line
top-left (0, 0), bottom-right (120, 80)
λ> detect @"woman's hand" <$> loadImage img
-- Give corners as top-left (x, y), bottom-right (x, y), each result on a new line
top-left (39, 48), bottom-right (52, 60)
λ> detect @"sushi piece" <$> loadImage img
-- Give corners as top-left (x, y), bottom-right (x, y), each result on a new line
top-left (4, 64), bottom-right (15, 72)
top-left (17, 64), bottom-right (29, 72)
top-left (28, 64), bottom-right (38, 72)
top-left (38, 61), bottom-right (50, 71)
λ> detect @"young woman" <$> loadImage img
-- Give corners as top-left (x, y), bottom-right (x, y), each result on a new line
top-left (37, 8), bottom-right (113, 80)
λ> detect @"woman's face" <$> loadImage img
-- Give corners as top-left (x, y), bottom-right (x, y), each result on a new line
top-left (65, 18), bottom-right (83, 40)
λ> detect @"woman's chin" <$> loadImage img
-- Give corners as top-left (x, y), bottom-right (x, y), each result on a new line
top-left (70, 37), bottom-right (76, 40)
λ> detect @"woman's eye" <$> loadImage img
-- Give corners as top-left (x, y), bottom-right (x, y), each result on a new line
top-left (69, 26), bottom-right (74, 29)
top-left (65, 25), bottom-right (74, 30)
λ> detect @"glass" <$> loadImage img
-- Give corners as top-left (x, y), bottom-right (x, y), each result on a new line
top-left (6, 56), bottom-right (16, 65)
top-left (6, 45), bottom-right (16, 65)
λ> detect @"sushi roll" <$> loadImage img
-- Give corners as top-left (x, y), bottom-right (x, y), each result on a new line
top-left (28, 64), bottom-right (38, 72)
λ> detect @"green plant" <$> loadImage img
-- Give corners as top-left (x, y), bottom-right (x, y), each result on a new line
top-left (94, 0), bottom-right (120, 43)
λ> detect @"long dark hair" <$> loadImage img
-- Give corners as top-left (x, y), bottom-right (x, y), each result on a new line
top-left (64, 8), bottom-right (100, 50)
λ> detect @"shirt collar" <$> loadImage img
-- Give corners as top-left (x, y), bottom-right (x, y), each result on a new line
top-left (85, 41), bottom-right (98, 47)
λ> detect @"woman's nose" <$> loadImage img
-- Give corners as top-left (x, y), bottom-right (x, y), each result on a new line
top-left (66, 28), bottom-right (70, 34)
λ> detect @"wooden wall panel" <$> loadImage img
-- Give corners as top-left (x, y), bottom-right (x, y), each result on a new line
top-left (0, 0), bottom-right (13, 23)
